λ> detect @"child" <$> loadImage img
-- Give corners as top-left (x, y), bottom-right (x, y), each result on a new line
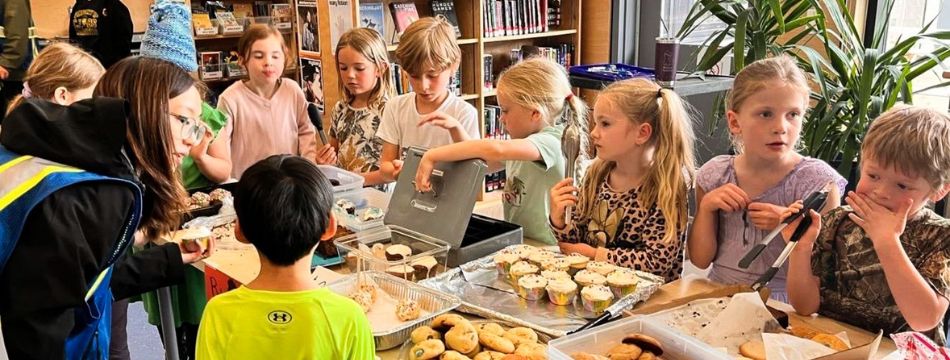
top-left (329, 28), bottom-right (395, 186)
top-left (415, 57), bottom-right (585, 245)
top-left (549, 78), bottom-right (695, 282)
top-left (217, 24), bottom-right (335, 179)
top-left (196, 155), bottom-right (375, 359)
top-left (785, 106), bottom-right (950, 345)
top-left (5, 42), bottom-right (104, 114)
top-left (377, 17), bottom-right (479, 182)
top-left (687, 56), bottom-right (846, 300)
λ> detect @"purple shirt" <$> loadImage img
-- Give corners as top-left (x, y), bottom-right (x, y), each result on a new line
top-left (695, 155), bottom-right (846, 300)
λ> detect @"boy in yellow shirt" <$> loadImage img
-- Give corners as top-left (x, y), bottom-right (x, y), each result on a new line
top-left (196, 155), bottom-right (375, 359)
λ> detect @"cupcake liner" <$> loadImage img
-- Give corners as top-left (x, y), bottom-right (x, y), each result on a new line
top-left (495, 261), bottom-right (513, 275)
top-left (609, 282), bottom-right (639, 298)
top-left (582, 296), bottom-right (613, 314)
top-left (546, 288), bottom-right (577, 306)
top-left (567, 263), bottom-right (587, 276)
top-left (517, 286), bottom-right (547, 301)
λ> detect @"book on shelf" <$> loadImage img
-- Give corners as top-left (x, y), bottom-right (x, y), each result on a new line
top-left (483, 54), bottom-right (493, 90)
top-left (508, 43), bottom-right (573, 69)
top-left (483, 0), bottom-right (553, 37)
top-left (390, 1), bottom-right (419, 38)
top-left (328, 0), bottom-right (355, 54)
top-left (215, 11), bottom-right (244, 34)
top-left (199, 51), bottom-right (224, 80)
top-left (270, 3), bottom-right (293, 30)
top-left (192, 12), bottom-right (218, 36)
top-left (548, 0), bottom-right (561, 27)
top-left (298, 1), bottom-right (319, 52)
top-left (430, 0), bottom-right (461, 38)
top-left (359, 2), bottom-right (386, 39)
top-left (300, 57), bottom-right (325, 112)
top-left (232, 3), bottom-right (254, 19)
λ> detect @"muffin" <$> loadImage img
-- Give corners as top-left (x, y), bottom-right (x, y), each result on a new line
top-left (508, 261), bottom-right (539, 284)
top-left (395, 299), bottom-right (421, 321)
top-left (586, 261), bottom-right (616, 276)
top-left (573, 269), bottom-right (606, 287)
top-left (541, 257), bottom-right (571, 272)
top-left (527, 249), bottom-right (556, 266)
top-left (606, 270), bottom-right (640, 298)
top-left (385, 244), bottom-right (413, 261)
top-left (581, 285), bottom-right (615, 314)
top-left (540, 270), bottom-right (572, 282)
top-left (189, 191), bottom-right (211, 209)
top-left (565, 254), bottom-right (590, 275)
top-left (208, 188), bottom-right (231, 202)
top-left (545, 278), bottom-right (579, 305)
top-left (516, 274), bottom-right (548, 301)
top-left (493, 252), bottom-right (520, 275)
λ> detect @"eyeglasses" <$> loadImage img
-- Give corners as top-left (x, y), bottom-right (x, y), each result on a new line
top-left (169, 113), bottom-right (205, 143)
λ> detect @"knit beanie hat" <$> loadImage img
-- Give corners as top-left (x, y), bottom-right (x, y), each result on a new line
top-left (140, 0), bottom-right (198, 72)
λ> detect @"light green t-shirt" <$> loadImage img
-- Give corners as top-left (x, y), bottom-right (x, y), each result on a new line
top-left (180, 102), bottom-right (229, 190)
top-left (504, 125), bottom-right (565, 245)
top-left (196, 286), bottom-right (375, 360)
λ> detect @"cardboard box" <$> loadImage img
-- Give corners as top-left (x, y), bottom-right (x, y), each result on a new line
top-left (625, 279), bottom-right (890, 360)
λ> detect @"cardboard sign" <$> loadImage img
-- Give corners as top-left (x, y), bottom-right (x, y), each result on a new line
top-left (204, 263), bottom-right (241, 300)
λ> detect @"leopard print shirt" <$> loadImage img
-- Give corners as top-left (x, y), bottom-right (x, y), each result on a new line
top-left (553, 181), bottom-right (685, 282)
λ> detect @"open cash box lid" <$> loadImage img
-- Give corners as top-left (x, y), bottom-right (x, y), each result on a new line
top-left (384, 147), bottom-right (487, 249)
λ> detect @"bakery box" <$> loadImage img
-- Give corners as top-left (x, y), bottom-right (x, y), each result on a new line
top-left (386, 147), bottom-right (523, 267)
top-left (334, 225), bottom-right (451, 282)
top-left (317, 164), bottom-right (364, 197)
top-left (547, 316), bottom-right (730, 360)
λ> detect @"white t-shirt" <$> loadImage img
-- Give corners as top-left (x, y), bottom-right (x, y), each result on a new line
top-left (376, 92), bottom-right (479, 155)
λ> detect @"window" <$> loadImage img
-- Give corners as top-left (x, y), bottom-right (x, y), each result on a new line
top-left (886, 0), bottom-right (950, 109)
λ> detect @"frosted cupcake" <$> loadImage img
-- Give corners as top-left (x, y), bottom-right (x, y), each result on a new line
top-left (606, 270), bottom-right (640, 298)
top-left (545, 278), bottom-right (579, 305)
top-left (516, 274), bottom-right (548, 301)
top-left (565, 254), bottom-right (590, 275)
top-left (493, 252), bottom-right (520, 275)
top-left (508, 261), bottom-right (539, 285)
top-left (540, 270), bottom-right (572, 282)
top-left (541, 257), bottom-right (571, 272)
top-left (573, 269), bottom-right (606, 287)
top-left (528, 249), bottom-right (556, 266)
top-left (586, 261), bottom-right (616, 276)
top-left (508, 244), bottom-right (535, 260)
top-left (581, 285), bottom-right (615, 314)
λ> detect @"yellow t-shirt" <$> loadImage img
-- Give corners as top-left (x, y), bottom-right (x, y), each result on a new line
top-left (196, 286), bottom-right (375, 360)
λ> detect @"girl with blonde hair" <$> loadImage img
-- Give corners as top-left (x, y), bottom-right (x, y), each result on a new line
top-left (415, 57), bottom-right (586, 244)
top-left (549, 78), bottom-right (695, 282)
top-left (5, 42), bottom-right (104, 115)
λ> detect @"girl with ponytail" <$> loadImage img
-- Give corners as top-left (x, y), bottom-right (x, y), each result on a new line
top-left (549, 78), bottom-right (695, 282)
top-left (415, 57), bottom-right (585, 245)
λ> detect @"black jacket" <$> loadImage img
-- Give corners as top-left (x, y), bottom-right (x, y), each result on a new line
top-left (0, 98), bottom-right (185, 359)
top-left (69, 0), bottom-right (132, 69)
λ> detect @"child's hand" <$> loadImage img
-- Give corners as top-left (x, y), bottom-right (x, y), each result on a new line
top-left (315, 144), bottom-right (337, 165)
top-left (778, 200), bottom-right (804, 243)
top-left (415, 155), bottom-right (436, 192)
top-left (700, 183), bottom-right (750, 213)
top-left (748, 202), bottom-right (790, 230)
top-left (558, 241), bottom-right (597, 259)
top-left (187, 125), bottom-right (213, 160)
top-left (780, 208), bottom-right (822, 248)
top-left (845, 191), bottom-right (911, 246)
top-left (418, 111), bottom-right (461, 131)
top-left (549, 178), bottom-right (578, 230)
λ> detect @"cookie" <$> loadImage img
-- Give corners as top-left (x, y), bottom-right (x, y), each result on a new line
top-left (605, 343), bottom-right (642, 360)
top-left (621, 333), bottom-right (663, 356)
top-left (636, 352), bottom-right (657, 360)
top-left (432, 314), bottom-right (469, 331)
top-left (479, 332), bottom-right (516, 354)
top-left (446, 322), bottom-right (480, 354)
top-left (476, 323), bottom-right (506, 337)
top-left (441, 350), bottom-right (473, 360)
top-left (411, 326), bottom-right (442, 344)
top-left (513, 343), bottom-right (547, 360)
top-left (738, 340), bottom-right (766, 360)
top-left (812, 333), bottom-right (849, 351)
top-left (396, 299), bottom-right (421, 322)
top-left (503, 327), bottom-right (538, 347)
top-left (474, 351), bottom-right (506, 360)
top-left (570, 353), bottom-right (609, 360)
top-left (499, 356), bottom-right (529, 360)
top-left (410, 339), bottom-right (446, 360)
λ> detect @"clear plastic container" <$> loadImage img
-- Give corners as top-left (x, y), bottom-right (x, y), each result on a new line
top-left (547, 316), bottom-right (731, 360)
top-left (333, 188), bottom-right (391, 232)
top-left (334, 225), bottom-right (450, 282)
top-left (318, 165), bottom-right (364, 196)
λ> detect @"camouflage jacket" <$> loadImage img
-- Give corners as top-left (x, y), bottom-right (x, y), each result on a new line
top-left (812, 206), bottom-right (950, 346)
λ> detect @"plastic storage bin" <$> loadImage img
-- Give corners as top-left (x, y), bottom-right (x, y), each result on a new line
top-left (333, 188), bottom-right (392, 232)
top-left (569, 63), bottom-right (656, 82)
top-left (547, 316), bottom-right (731, 360)
top-left (334, 225), bottom-right (451, 282)
top-left (318, 165), bottom-right (364, 196)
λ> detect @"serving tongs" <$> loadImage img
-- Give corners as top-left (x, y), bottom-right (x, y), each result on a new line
top-left (560, 113), bottom-right (586, 224)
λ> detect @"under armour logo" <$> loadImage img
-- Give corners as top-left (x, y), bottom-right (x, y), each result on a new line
top-left (267, 310), bottom-right (293, 324)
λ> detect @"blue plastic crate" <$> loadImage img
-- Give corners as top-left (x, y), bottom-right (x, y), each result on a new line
top-left (569, 63), bottom-right (656, 82)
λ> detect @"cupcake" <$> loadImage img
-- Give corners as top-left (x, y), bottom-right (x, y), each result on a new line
top-left (528, 249), bottom-right (556, 266)
top-left (606, 270), bottom-right (640, 298)
top-left (586, 261), bottom-right (616, 276)
top-left (540, 270), bottom-right (572, 282)
top-left (581, 285), bottom-right (615, 314)
top-left (545, 278), bottom-right (579, 305)
top-left (493, 252), bottom-right (520, 275)
top-left (385, 244), bottom-right (413, 261)
top-left (573, 269), bottom-right (606, 287)
top-left (565, 254), bottom-right (590, 275)
top-left (516, 274), bottom-right (548, 301)
top-left (512, 246), bottom-right (534, 260)
top-left (508, 261), bottom-right (539, 284)
top-left (541, 257), bottom-right (571, 272)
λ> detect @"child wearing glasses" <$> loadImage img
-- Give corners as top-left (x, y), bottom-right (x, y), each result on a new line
top-left (217, 24), bottom-right (335, 179)
top-left (687, 56), bottom-right (845, 301)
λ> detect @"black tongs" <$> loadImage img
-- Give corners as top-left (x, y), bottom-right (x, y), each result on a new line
top-left (744, 183), bottom-right (832, 291)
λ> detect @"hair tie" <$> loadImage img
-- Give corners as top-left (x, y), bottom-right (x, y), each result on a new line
top-left (656, 88), bottom-right (663, 99)
top-left (565, 93), bottom-right (574, 102)
top-left (21, 82), bottom-right (32, 99)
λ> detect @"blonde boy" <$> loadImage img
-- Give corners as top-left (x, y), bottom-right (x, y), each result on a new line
top-left (377, 16), bottom-right (479, 181)
top-left (786, 106), bottom-right (950, 345)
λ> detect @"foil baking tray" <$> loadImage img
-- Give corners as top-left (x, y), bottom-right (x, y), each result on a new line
top-left (419, 247), bottom-right (664, 337)
top-left (326, 271), bottom-right (461, 350)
